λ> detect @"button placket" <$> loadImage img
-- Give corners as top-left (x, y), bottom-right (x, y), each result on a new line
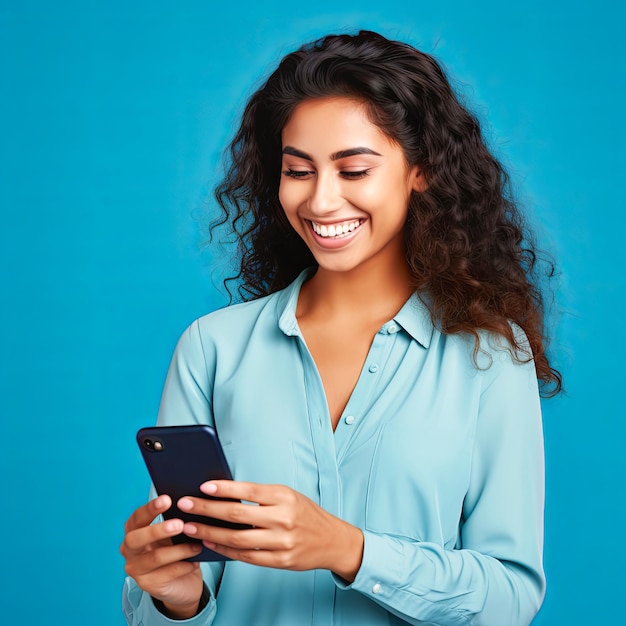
top-left (334, 331), bottom-right (388, 461)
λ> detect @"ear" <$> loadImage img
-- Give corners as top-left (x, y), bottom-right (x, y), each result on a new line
top-left (410, 166), bottom-right (428, 193)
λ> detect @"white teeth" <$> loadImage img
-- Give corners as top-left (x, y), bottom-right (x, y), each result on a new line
top-left (311, 220), bottom-right (361, 238)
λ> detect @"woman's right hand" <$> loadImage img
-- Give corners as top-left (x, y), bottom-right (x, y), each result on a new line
top-left (120, 495), bottom-right (206, 619)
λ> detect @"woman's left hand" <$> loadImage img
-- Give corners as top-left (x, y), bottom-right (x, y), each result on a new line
top-left (177, 481), bottom-right (364, 582)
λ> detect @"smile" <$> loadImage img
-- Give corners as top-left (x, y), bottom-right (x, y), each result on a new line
top-left (310, 219), bottom-right (363, 239)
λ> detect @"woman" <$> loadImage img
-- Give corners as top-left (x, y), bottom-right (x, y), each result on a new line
top-left (121, 30), bottom-right (560, 625)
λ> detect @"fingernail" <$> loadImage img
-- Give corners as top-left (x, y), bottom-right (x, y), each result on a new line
top-left (203, 540), bottom-right (216, 549)
top-left (165, 519), bottom-right (183, 533)
top-left (184, 523), bottom-right (198, 535)
top-left (178, 497), bottom-right (193, 511)
top-left (200, 482), bottom-right (218, 495)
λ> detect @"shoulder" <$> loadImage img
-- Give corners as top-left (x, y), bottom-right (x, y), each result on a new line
top-left (428, 322), bottom-right (538, 395)
top-left (197, 292), bottom-right (277, 331)
top-left (168, 272), bottom-right (307, 376)
top-left (175, 285), bottom-right (295, 365)
top-left (472, 325), bottom-right (539, 402)
top-left (193, 271), bottom-right (307, 345)
top-left (163, 291), bottom-right (284, 389)
top-left (399, 294), bottom-right (535, 381)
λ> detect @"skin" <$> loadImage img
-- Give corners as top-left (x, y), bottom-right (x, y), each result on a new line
top-left (120, 96), bottom-right (425, 620)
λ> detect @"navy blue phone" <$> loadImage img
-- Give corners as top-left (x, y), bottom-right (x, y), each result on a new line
top-left (136, 424), bottom-right (250, 561)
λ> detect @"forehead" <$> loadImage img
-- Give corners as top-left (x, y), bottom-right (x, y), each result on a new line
top-left (281, 96), bottom-right (395, 151)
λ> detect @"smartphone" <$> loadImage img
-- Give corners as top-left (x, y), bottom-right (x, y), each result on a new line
top-left (136, 424), bottom-right (250, 561)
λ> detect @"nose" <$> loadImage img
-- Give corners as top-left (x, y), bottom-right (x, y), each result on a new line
top-left (307, 171), bottom-right (342, 215)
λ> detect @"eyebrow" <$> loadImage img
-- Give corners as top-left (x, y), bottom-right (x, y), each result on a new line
top-left (282, 146), bottom-right (383, 161)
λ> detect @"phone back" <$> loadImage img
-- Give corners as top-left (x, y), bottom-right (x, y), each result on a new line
top-left (137, 424), bottom-right (244, 561)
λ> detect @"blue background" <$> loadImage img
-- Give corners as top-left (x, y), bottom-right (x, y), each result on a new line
top-left (1, 2), bottom-right (623, 624)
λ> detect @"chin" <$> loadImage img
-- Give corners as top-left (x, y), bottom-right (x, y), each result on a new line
top-left (312, 255), bottom-right (366, 275)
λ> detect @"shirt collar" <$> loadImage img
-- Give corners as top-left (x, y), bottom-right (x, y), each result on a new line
top-left (276, 269), bottom-right (312, 337)
top-left (276, 268), bottom-right (434, 348)
top-left (392, 294), bottom-right (433, 348)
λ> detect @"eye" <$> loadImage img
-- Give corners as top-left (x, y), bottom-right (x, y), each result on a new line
top-left (340, 169), bottom-right (370, 180)
top-left (282, 169), bottom-right (314, 179)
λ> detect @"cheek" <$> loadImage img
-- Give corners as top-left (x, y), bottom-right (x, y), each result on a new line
top-left (356, 176), bottom-right (408, 211)
top-left (278, 183), bottom-right (296, 215)
top-left (278, 184), bottom-right (302, 230)
top-left (279, 182), bottom-right (311, 224)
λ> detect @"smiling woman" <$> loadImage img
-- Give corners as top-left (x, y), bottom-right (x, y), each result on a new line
top-left (120, 30), bottom-right (561, 626)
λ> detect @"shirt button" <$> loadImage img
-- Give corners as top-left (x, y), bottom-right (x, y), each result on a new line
top-left (372, 583), bottom-right (381, 594)
top-left (368, 364), bottom-right (379, 373)
top-left (345, 415), bottom-right (355, 425)
top-left (387, 324), bottom-right (397, 333)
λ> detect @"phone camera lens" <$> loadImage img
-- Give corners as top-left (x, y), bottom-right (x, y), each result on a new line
top-left (144, 438), bottom-right (154, 449)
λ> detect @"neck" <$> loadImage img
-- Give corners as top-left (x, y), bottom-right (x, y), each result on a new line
top-left (298, 259), bottom-right (414, 323)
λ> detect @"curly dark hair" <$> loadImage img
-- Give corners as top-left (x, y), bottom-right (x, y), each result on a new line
top-left (213, 30), bottom-right (562, 396)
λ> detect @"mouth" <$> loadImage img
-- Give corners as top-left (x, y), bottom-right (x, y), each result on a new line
top-left (308, 219), bottom-right (363, 239)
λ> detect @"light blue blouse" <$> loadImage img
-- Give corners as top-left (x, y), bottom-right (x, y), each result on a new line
top-left (123, 270), bottom-right (545, 626)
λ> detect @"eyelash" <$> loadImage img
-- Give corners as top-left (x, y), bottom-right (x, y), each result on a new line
top-left (341, 170), bottom-right (370, 180)
top-left (282, 169), bottom-right (312, 179)
top-left (282, 169), bottom-right (370, 180)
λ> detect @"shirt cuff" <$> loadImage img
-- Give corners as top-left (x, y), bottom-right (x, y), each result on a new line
top-left (332, 529), bottom-right (404, 598)
top-left (123, 578), bottom-right (217, 625)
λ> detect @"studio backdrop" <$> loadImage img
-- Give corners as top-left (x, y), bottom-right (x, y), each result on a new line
top-left (1, 1), bottom-right (623, 624)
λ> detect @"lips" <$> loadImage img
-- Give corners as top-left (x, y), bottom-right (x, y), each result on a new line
top-left (310, 219), bottom-right (363, 238)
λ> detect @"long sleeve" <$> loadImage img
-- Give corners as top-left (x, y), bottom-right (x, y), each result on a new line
top-left (335, 346), bottom-right (545, 626)
top-left (122, 321), bottom-right (225, 625)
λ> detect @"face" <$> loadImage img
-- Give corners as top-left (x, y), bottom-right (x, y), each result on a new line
top-left (279, 97), bottom-right (423, 277)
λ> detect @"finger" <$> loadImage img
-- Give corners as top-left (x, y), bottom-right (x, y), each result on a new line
top-left (199, 481), bottom-right (292, 506)
top-left (184, 525), bottom-right (289, 551)
top-left (124, 495), bottom-right (172, 534)
top-left (178, 496), bottom-right (273, 528)
top-left (203, 542), bottom-right (300, 570)
top-left (179, 489), bottom-right (302, 531)
top-left (122, 517), bottom-right (185, 557)
top-left (125, 543), bottom-right (203, 579)
top-left (136, 559), bottom-right (201, 588)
